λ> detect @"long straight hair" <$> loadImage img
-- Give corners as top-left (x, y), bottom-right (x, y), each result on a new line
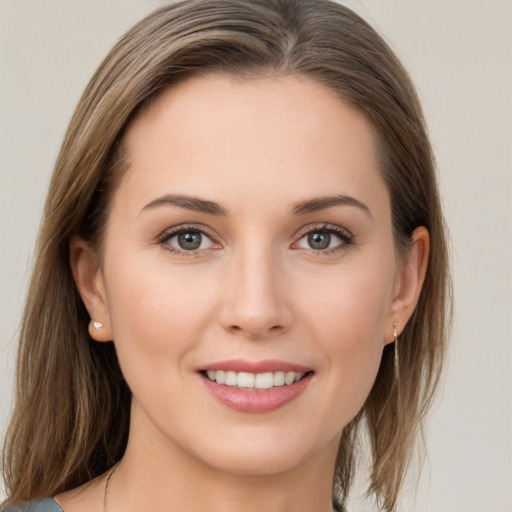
top-left (2, 1), bottom-right (451, 510)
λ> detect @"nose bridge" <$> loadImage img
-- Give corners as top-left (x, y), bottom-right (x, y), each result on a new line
top-left (219, 239), bottom-right (291, 338)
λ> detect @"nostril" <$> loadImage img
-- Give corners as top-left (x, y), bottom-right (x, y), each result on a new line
top-left (228, 323), bottom-right (284, 337)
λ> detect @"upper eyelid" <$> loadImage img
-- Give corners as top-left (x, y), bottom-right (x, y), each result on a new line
top-left (159, 223), bottom-right (215, 240)
top-left (295, 223), bottom-right (353, 238)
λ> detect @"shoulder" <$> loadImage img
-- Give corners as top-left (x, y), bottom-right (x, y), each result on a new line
top-left (0, 499), bottom-right (63, 512)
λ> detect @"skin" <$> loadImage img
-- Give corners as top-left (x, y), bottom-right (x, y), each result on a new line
top-left (62, 74), bottom-right (428, 512)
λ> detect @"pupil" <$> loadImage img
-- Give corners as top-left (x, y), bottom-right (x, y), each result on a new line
top-left (308, 232), bottom-right (330, 250)
top-left (178, 231), bottom-right (201, 250)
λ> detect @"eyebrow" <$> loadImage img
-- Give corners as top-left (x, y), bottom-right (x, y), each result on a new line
top-left (292, 195), bottom-right (372, 217)
top-left (140, 193), bottom-right (371, 218)
top-left (141, 194), bottom-right (228, 216)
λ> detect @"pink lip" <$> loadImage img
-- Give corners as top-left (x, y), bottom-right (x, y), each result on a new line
top-left (198, 359), bottom-right (314, 413)
top-left (200, 359), bottom-right (311, 374)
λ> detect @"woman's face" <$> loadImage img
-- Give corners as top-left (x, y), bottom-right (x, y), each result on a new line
top-left (77, 74), bottom-right (421, 476)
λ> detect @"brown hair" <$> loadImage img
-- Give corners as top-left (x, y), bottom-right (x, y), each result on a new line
top-left (2, 1), bottom-right (451, 510)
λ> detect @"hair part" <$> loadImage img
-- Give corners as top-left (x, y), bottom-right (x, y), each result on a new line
top-left (2, 1), bottom-right (451, 510)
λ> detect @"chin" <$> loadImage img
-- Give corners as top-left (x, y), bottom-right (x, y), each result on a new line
top-left (204, 448), bottom-right (311, 477)
top-left (188, 425), bottom-right (339, 477)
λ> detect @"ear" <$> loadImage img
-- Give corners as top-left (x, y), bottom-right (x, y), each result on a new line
top-left (385, 226), bottom-right (429, 344)
top-left (70, 236), bottom-right (113, 342)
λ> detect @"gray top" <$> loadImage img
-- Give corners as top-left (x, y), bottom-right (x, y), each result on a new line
top-left (0, 499), bottom-right (63, 512)
top-left (1, 497), bottom-right (345, 511)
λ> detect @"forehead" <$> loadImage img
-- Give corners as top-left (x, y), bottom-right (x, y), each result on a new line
top-left (119, 73), bottom-right (387, 214)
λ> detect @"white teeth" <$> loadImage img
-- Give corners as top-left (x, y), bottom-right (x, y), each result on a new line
top-left (205, 369), bottom-right (307, 389)
top-left (273, 371), bottom-right (285, 386)
top-left (255, 372), bottom-right (274, 389)
top-left (237, 372), bottom-right (255, 388)
top-left (225, 371), bottom-right (237, 386)
top-left (284, 371), bottom-right (296, 385)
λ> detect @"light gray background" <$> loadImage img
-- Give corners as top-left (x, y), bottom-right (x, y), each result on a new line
top-left (1, 1), bottom-right (511, 510)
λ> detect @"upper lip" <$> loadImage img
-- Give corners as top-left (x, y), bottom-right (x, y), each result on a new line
top-left (199, 359), bottom-right (313, 374)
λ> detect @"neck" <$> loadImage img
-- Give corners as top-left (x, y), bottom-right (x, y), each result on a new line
top-left (109, 405), bottom-right (339, 512)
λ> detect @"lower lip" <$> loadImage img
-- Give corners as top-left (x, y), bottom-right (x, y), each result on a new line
top-left (200, 373), bottom-right (313, 413)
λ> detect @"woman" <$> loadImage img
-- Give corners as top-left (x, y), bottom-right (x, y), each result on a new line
top-left (1, 0), bottom-right (451, 511)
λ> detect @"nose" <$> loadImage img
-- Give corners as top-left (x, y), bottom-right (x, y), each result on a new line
top-left (218, 246), bottom-right (293, 339)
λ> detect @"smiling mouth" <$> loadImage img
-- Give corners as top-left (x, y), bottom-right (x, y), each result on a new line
top-left (202, 370), bottom-right (310, 390)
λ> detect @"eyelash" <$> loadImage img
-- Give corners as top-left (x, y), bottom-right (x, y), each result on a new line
top-left (294, 223), bottom-right (354, 255)
top-left (157, 223), bottom-right (354, 256)
top-left (158, 224), bottom-right (217, 256)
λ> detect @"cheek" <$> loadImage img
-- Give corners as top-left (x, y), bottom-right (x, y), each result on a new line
top-left (103, 256), bottom-right (218, 375)
top-left (295, 254), bottom-right (394, 345)
top-left (292, 259), bottom-right (394, 421)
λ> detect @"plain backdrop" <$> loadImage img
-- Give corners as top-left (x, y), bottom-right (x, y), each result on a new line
top-left (1, 1), bottom-right (511, 511)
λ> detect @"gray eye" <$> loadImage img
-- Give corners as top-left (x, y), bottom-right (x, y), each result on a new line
top-left (177, 231), bottom-right (202, 250)
top-left (163, 227), bottom-right (216, 253)
top-left (307, 232), bottom-right (331, 250)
